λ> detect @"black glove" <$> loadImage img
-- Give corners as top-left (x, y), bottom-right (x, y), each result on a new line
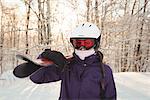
top-left (40, 49), bottom-right (67, 70)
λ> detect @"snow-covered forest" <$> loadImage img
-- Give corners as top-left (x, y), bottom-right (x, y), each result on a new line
top-left (0, 0), bottom-right (150, 74)
top-left (0, 0), bottom-right (150, 100)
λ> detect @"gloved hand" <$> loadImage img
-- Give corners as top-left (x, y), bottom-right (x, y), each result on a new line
top-left (39, 49), bottom-right (68, 70)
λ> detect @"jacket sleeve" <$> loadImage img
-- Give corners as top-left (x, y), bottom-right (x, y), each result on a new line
top-left (104, 65), bottom-right (117, 100)
top-left (30, 65), bottom-right (61, 84)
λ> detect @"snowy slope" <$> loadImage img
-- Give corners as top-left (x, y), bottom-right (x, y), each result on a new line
top-left (114, 72), bottom-right (150, 100)
top-left (0, 70), bottom-right (150, 100)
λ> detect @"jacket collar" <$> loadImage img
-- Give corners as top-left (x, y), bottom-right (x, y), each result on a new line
top-left (73, 52), bottom-right (100, 65)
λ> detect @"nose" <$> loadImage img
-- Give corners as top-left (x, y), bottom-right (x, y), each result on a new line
top-left (79, 46), bottom-right (86, 50)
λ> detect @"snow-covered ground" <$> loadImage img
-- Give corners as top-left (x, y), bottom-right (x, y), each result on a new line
top-left (115, 72), bottom-right (150, 100)
top-left (0, 70), bottom-right (150, 100)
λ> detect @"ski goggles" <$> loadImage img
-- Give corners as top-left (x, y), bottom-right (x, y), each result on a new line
top-left (70, 38), bottom-right (96, 50)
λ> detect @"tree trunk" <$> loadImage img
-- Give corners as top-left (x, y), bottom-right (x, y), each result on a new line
top-left (38, 0), bottom-right (43, 44)
top-left (135, 0), bottom-right (147, 72)
top-left (25, 0), bottom-right (31, 54)
top-left (46, 0), bottom-right (52, 45)
top-left (95, 0), bottom-right (99, 25)
top-left (0, 0), bottom-right (4, 74)
top-left (86, 0), bottom-right (90, 22)
top-left (131, 0), bottom-right (137, 15)
top-left (124, 0), bottom-right (128, 15)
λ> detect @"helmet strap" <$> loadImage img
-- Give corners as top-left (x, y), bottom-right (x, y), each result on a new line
top-left (94, 35), bottom-right (101, 50)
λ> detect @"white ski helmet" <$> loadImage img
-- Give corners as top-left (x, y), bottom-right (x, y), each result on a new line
top-left (70, 22), bottom-right (101, 49)
top-left (70, 22), bottom-right (101, 39)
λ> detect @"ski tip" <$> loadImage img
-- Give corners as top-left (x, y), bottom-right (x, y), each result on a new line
top-left (16, 54), bottom-right (29, 62)
top-left (13, 62), bottom-right (30, 78)
top-left (16, 54), bottom-right (22, 59)
top-left (16, 54), bottom-right (25, 60)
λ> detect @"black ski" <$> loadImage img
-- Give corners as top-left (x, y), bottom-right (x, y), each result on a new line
top-left (13, 54), bottom-right (42, 78)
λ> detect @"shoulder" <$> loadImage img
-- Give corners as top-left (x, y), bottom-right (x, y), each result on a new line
top-left (103, 64), bottom-right (112, 70)
top-left (103, 64), bottom-right (113, 76)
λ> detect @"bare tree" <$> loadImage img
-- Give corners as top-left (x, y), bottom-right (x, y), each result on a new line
top-left (37, 0), bottom-right (50, 45)
top-left (46, 0), bottom-right (52, 45)
top-left (134, 0), bottom-right (148, 72)
top-left (95, 0), bottom-right (99, 25)
top-left (38, 0), bottom-right (43, 44)
top-left (0, 0), bottom-right (4, 74)
top-left (86, 0), bottom-right (91, 22)
top-left (0, 0), bottom-right (149, 73)
top-left (24, 0), bottom-right (32, 54)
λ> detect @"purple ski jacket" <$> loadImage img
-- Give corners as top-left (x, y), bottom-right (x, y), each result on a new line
top-left (30, 53), bottom-right (117, 100)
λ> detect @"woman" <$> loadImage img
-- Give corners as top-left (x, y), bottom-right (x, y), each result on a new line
top-left (30, 22), bottom-right (117, 100)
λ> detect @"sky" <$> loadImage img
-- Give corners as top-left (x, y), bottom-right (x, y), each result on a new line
top-left (4, 0), bottom-right (25, 9)
top-left (3, 0), bottom-right (26, 16)
top-left (2, 0), bottom-right (75, 34)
